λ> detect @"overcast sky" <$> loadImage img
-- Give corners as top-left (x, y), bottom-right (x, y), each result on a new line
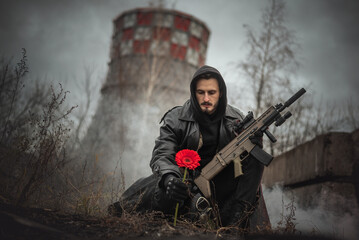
top-left (2, 2), bottom-right (358, 235)
top-left (1, 0), bottom-right (358, 108)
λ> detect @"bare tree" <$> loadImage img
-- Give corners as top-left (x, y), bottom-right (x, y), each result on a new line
top-left (235, 0), bottom-right (313, 155)
top-left (239, 0), bottom-right (299, 117)
top-left (0, 49), bottom-right (29, 144)
top-left (69, 65), bottom-right (101, 149)
top-left (237, 0), bottom-right (359, 156)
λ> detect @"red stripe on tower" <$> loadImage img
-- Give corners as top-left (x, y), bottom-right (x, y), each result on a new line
top-left (174, 16), bottom-right (190, 31)
top-left (171, 44), bottom-right (187, 60)
top-left (189, 36), bottom-right (200, 51)
top-left (137, 12), bottom-right (153, 25)
top-left (111, 8), bottom-right (210, 67)
top-left (133, 40), bottom-right (151, 54)
top-left (153, 27), bottom-right (171, 41)
top-left (202, 29), bottom-right (209, 45)
top-left (122, 28), bottom-right (134, 40)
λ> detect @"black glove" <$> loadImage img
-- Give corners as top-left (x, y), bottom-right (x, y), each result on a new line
top-left (249, 131), bottom-right (263, 149)
top-left (163, 174), bottom-right (189, 202)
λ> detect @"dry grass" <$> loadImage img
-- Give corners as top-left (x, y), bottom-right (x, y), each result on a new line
top-left (0, 50), bottom-right (122, 216)
top-left (0, 49), bottom-right (75, 206)
top-left (0, 49), bottom-right (342, 240)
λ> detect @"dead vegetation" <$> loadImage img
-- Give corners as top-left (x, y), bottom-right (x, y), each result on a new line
top-left (0, 52), bottom-right (298, 235)
top-left (234, 0), bottom-right (359, 156)
top-left (0, 49), bottom-right (127, 218)
top-left (0, 23), bottom-right (354, 239)
top-left (1, 193), bottom-right (319, 240)
top-left (0, 49), bottom-right (76, 206)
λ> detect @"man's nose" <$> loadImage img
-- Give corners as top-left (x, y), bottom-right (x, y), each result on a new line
top-left (204, 93), bottom-right (209, 102)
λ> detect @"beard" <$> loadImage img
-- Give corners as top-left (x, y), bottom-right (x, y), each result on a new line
top-left (200, 101), bottom-right (218, 115)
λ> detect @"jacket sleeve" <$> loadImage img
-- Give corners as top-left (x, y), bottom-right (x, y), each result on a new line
top-left (150, 110), bottom-right (183, 184)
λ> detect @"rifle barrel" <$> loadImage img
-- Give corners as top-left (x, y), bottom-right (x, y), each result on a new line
top-left (284, 88), bottom-right (306, 108)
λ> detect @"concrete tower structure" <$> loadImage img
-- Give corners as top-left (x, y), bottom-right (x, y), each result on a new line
top-left (83, 8), bottom-right (210, 185)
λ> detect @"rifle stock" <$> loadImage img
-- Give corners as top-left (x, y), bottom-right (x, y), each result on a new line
top-left (194, 88), bottom-right (306, 199)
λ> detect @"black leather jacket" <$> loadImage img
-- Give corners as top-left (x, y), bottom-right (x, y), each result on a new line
top-left (118, 65), bottom-right (269, 226)
top-left (150, 100), bottom-right (244, 182)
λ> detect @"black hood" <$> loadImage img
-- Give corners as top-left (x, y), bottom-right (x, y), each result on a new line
top-left (190, 65), bottom-right (227, 123)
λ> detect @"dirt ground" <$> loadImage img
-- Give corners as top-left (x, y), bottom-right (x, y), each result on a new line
top-left (0, 201), bottom-right (338, 240)
top-left (0, 200), bottom-right (225, 240)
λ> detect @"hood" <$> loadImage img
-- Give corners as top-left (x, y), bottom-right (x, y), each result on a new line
top-left (190, 65), bottom-right (227, 123)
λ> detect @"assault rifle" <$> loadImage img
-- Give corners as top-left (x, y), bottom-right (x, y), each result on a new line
top-left (194, 88), bottom-right (306, 199)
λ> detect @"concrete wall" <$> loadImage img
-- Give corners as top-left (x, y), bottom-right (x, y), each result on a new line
top-left (262, 129), bottom-right (359, 211)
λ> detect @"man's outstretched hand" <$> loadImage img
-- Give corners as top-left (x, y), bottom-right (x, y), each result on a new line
top-left (163, 174), bottom-right (189, 203)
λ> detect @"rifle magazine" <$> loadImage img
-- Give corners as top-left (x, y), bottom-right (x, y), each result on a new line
top-left (250, 145), bottom-right (273, 166)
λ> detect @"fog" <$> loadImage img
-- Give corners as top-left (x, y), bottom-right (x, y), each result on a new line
top-left (1, 1), bottom-right (358, 236)
top-left (264, 185), bottom-right (359, 240)
top-left (1, 0), bottom-right (358, 106)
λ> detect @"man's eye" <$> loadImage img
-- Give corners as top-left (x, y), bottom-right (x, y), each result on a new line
top-left (209, 91), bottom-right (216, 95)
top-left (197, 91), bottom-right (204, 94)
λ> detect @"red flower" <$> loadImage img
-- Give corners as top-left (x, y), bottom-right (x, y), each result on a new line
top-left (175, 149), bottom-right (201, 170)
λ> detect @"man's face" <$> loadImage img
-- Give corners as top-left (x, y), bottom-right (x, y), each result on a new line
top-left (195, 78), bottom-right (220, 115)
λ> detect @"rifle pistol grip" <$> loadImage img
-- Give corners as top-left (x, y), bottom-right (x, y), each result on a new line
top-left (233, 157), bottom-right (243, 178)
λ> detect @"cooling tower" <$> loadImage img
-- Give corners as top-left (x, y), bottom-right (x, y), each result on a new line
top-left (83, 8), bottom-right (210, 185)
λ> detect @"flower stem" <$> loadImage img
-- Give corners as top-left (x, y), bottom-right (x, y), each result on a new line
top-left (173, 168), bottom-right (188, 226)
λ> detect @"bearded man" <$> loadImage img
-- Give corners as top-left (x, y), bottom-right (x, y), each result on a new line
top-left (109, 65), bottom-right (270, 229)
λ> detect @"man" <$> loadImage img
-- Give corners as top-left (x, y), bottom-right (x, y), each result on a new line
top-left (110, 65), bottom-right (269, 229)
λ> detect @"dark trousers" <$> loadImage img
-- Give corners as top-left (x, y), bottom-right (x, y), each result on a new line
top-left (110, 158), bottom-right (270, 229)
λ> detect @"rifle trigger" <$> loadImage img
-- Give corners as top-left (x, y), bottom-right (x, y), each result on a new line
top-left (233, 157), bottom-right (243, 178)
